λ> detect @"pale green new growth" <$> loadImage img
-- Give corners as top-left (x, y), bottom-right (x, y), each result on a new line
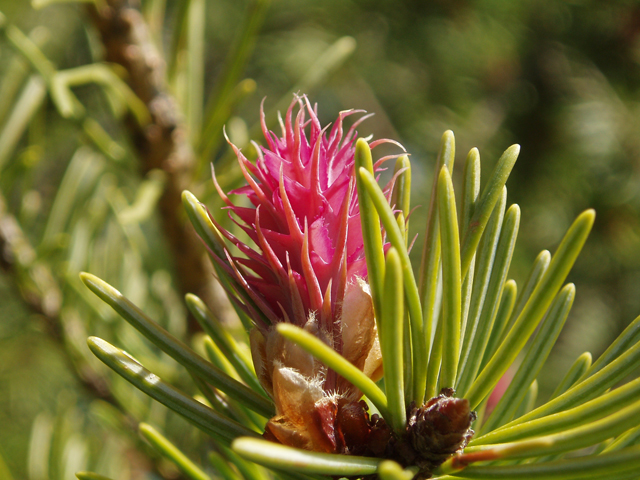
top-left (355, 139), bottom-right (386, 324)
top-left (87, 337), bottom-right (257, 444)
top-left (231, 438), bottom-right (379, 476)
top-left (437, 166), bottom-right (462, 389)
top-left (359, 163), bottom-right (427, 403)
top-left (381, 247), bottom-right (407, 432)
top-left (421, 131), bottom-right (455, 399)
top-left (78, 125), bottom-right (640, 479)
top-left (139, 423), bottom-right (211, 480)
top-left (378, 461), bottom-right (417, 480)
top-left (80, 272), bottom-right (274, 417)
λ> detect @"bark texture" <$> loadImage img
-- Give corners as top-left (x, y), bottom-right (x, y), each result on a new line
top-left (86, 0), bottom-right (217, 329)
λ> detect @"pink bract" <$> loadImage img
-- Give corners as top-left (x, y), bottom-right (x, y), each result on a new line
top-left (210, 95), bottom-right (399, 339)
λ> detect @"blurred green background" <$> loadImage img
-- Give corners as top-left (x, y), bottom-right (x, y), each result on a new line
top-left (2, 0), bottom-right (640, 478)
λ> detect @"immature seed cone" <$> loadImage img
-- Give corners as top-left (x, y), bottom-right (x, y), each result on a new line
top-left (208, 95), bottom-right (405, 454)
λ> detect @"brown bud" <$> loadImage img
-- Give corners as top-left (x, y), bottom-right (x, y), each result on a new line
top-left (336, 399), bottom-right (393, 457)
top-left (406, 388), bottom-right (476, 469)
top-left (336, 399), bottom-right (371, 453)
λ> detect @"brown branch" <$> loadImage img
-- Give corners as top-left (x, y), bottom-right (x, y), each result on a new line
top-left (0, 193), bottom-right (185, 480)
top-left (86, 0), bottom-right (219, 331)
top-left (0, 192), bottom-right (114, 400)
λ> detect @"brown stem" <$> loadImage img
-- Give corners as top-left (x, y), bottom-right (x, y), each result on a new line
top-left (0, 191), bottom-right (187, 480)
top-left (0, 192), bottom-right (114, 401)
top-left (86, 0), bottom-right (219, 331)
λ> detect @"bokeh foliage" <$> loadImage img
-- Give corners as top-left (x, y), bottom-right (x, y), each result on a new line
top-left (2, 0), bottom-right (640, 479)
